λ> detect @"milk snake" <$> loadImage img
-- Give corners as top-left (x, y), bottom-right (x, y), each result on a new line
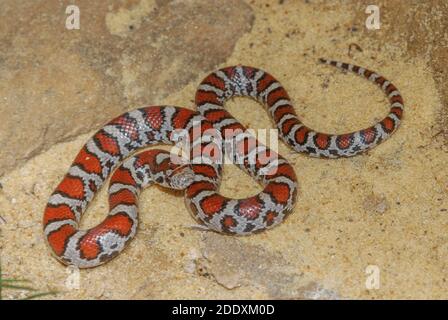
top-left (43, 59), bottom-right (403, 268)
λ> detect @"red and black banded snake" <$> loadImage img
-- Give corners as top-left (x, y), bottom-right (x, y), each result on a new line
top-left (43, 59), bottom-right (404, 268)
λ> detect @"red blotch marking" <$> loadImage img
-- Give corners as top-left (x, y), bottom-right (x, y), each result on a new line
top-left (200, 194), bottom-right (226, 216)
top-left (364, 69), bottom-right (373, 78)
top-left (47, 224), bottom-right (77, 256)
top-left (273, 105), bottom-right (295, 122)
top-left (74, 147), bottom-right (102, 174)
top-left (315, 133), bottom-right (330, 150)
top-left (361, 128), bottom-right (376, 144)
top-left (375, 76), bottom-right (386, 85)
top-left (172, 108), bottom-right (195, 130)
top-left (110, 117), bottom-right (139, 140)
top-left (110, 167), bottom-right (137, 186)
top-left (264, 211), bottom-right (278, 226)
top-left (242, 66), bottom-right (256, 78)
top-left (135, 151), bottom-right (158, 167)
top-left (109, 189), bottom-right (137, 209)
top-left (186, 181), bottom-right (216, 198)
top-left (192, 165), bottom-right (217, 178)
top-left (44, 205), bottom-right (76, 225)
top-left (136, 151), bottom-right (171, 174)
top-left (221, 123), bottom-right (245, 137)
top-left (239, 197), bottom-right (262, 220)
top-left (201, 73), bottom-right (226, 91)
top-left (78, 235), bottom-right (100, 260)
top-left (267, 87), bottom-right (288, 107)
top-left (110, 117), bottom-right (127, 126)
top-left (294, 126), bottom-right (310, 144)
top-left (109, 115), bottom-right (134, 128)
top-left (101, 214), bottom-right (133, 236)
top-left (391, 107), bottom-right (403, 119)
top-left (196, 90), bottom-right (221, 105)
top-left (281, 118), bottom-right (299, 135)
top-left (201, 121), bottom-right (215, 132)
top-left (79, 214), bottom-right (133, 260)
top-left (390, 95), bottom-right (403, 104)
top-left (257, 73), bottom-right (275, 92)
top-left (185, 120), bottom-right (215, 144)
top-left (222, 215), bottom-right (237, 228)
top-left (56, 176), bottom-right (85, 199)
top-left (336, 134), bottom-right (353, 149)
top-left (266, 163), bottom-right (297, 181)
top-left (385, 83), bottom-right (397, 95)
top-left (144, 107), bottom-right (163, 130)
top-left (205, 110), bottom-right (229, 123)
top-left (95, 132), bottom-right (120, 156)
top-left (264, 183), bottom-right (290, 204)
top-left (381, 117), bottom-right (395, 133)
top-left (219, 67), bottom-right (236, 79)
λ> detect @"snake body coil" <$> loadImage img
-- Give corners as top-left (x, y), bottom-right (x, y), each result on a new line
top-left (43, 60), bottom-right (403, 268)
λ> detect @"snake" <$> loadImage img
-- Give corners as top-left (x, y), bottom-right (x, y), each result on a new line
top-left (43, 59), bottom-right (404, 268)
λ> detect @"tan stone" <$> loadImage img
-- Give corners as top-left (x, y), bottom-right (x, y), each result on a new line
top-left (0, 0), bottom-right (253, 177)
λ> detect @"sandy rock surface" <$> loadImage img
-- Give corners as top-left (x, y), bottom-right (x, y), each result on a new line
top-left (0, 0), bottom-right (447, 299)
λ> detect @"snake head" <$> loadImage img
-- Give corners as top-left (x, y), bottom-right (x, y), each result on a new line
top-left (167, 165), bottom-right (195, 190)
